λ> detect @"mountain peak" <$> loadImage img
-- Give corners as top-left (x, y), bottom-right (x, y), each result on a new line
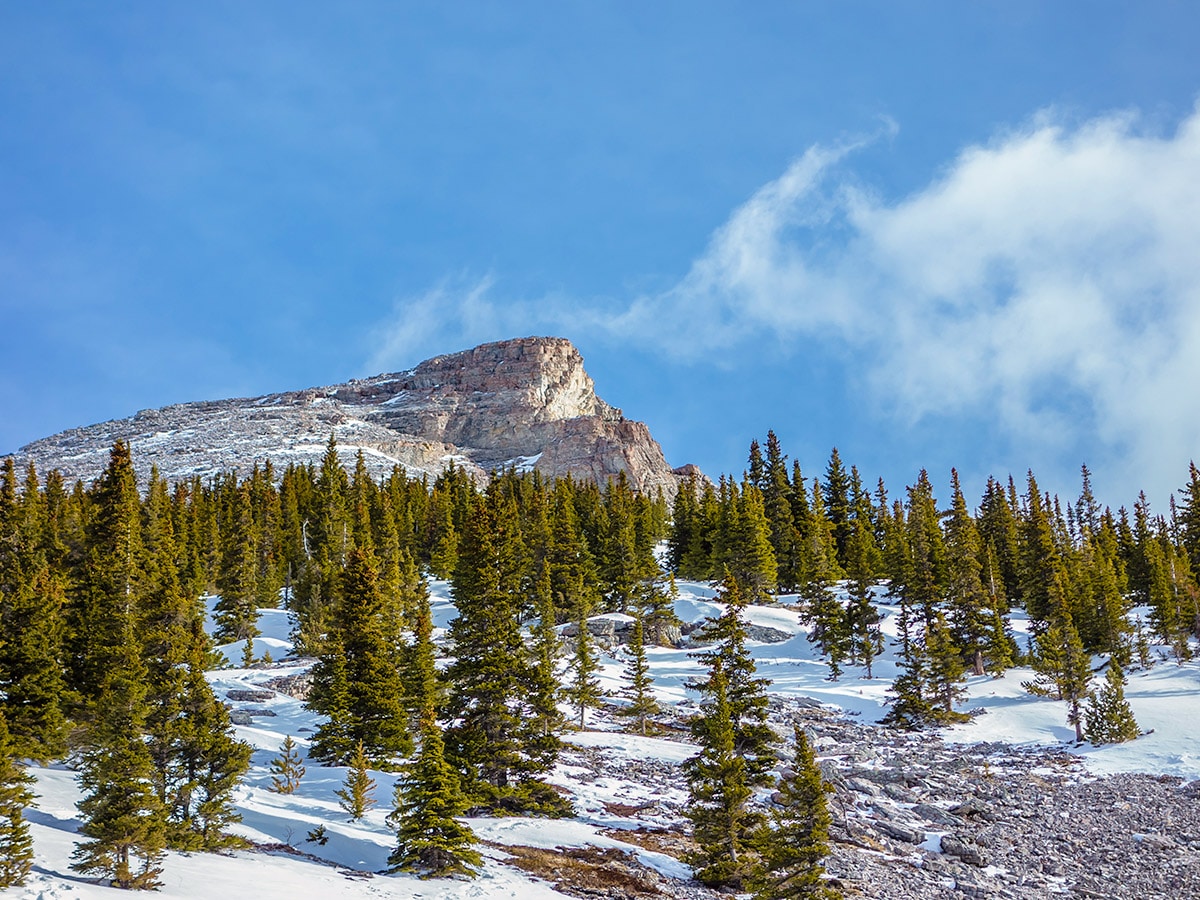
top-left (13, 337), bottom-right (683, 495)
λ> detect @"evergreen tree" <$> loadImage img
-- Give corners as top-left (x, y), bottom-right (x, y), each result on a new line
top-left (668, 473), bottom-right (702, 575)
top-left (1083, 661), bottom-right (1140, 745)
top-left (903, 470), bottom-right (945, 628)
top-left (142, 476), bottom-right (251, 850)
top-left (269, 736), bottom-right (306, 794)
top-left (170, 661), bottom-right (251, 849)
top-left (691, 574), bottom-right (777, 785)
top-left (67, 441), bottom-right (144, 716)
top-left (805, 586), bottom-right (848, 681)
top-left (388, 717), bottom-right (482, 878)
top-left (388, 583), bottom-right (480, 878)
top-left (617, 611), bottom-right (661, 735)
top-left (842, 516), bottom-right (881, 678)
top-left (1022, 573), bottom-right (1092, 742)
top-left (444, 494), bottom-right (565, 814)
top-left (526, 572), bottom-right (565, 740)
top-left (637, 569), bottom-right (682, 649)
top-left (547, 479), bottom-right (600, 619)
top-left (72, 625), bottom-right (167, 889)
top-left (1146, 533), bottom-right (1198, 662)
top-left (944, 470), bottom-right (1003, 676)
top-left (0, 712), bottom-right (35, 889)
top-left (309, 547), bottom-right (410, 764)
top-left (685, 663), bottom-right (762, 889)
top-left (800, 483), bottom-right (847, 680)
top-left (761, 432), bottom-right (801, 592)
top-left (729, 481), bottom-right (778, 602)
top-left (923, 613), bottom-right (969, 723)
top-left (337, 741), bottom-right (377, 821)
top-left (0, 463), bottom-right (67, 761)
top-left (1019, 473), bottom-right (1061, 624)
top-left (306, 635), bottom-right (354, 764)
top-left (1178, 461), bottom-right (1200, 577)
top-left (752, 725), bottom-right (841, 900)
top-left (823, 449), bottom-right (852, 568)
top-left (0, 565), bottom-right (67, 761)
top-left (566, 606), bottom-right (604, 729)
top-left (213, 482), bottom-right (261, 645)
top-left (977, 476), bottom-right (1022, 604)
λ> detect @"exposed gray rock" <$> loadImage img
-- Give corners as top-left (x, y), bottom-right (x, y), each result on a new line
top-left (941, 834), bottom-right (987, 867)
top-left (226, 689), bottom-right (275, 702)
top-left (874, 820), bottom-right (926, 844)
top-left (263, 670), bottom-right (315, 700)
top-left (743, 624), bottom-right (792, 643)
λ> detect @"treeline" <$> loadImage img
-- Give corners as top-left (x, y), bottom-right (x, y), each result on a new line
top-left (672, 432), bottom-right (1200, 734)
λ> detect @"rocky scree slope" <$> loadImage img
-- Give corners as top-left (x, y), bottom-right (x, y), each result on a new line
top-left (541, 698), bottom-right (1200, 900)
top-left (11, 337), bottom-right (684, 494)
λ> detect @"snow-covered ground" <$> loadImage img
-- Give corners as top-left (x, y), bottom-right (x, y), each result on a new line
top-left (9, 580), bottom-right (1199, 898)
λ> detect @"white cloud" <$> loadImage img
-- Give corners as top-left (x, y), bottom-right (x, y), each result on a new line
top-left (366, 274), bottom-right (507, 375)
top-left (368, 105), bottom-right (1200, 502)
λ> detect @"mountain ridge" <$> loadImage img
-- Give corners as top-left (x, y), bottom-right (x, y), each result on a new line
top-left (10, 336), bottom-right (686, 495)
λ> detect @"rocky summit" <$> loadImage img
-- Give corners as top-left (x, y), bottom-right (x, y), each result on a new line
top-left (11, 337), bottom-right (685, 494)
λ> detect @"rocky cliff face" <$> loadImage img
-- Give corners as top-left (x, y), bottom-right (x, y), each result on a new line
top-left (12, 337), bottom-right (685, 496)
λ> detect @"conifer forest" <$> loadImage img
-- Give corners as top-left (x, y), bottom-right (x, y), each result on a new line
top-left (1, 431), bottom-right (1199, 895)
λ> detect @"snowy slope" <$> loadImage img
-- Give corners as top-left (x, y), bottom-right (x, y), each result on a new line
top-left (8, 580), bottom-right (1200, 898)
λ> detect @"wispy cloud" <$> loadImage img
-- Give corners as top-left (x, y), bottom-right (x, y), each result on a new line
top-left (369, 105), bottom-right (1200, 502)
top-left (366, 274), bottom-right (507, 375)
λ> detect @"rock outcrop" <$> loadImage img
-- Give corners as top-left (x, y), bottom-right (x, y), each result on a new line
top-left (12, 337), bottom-right (685, 496)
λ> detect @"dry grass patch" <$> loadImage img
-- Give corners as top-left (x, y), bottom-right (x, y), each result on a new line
top-left (493, 843), bottom-right (667, 898)
top-left (597, 826), bottom-right (694, 861)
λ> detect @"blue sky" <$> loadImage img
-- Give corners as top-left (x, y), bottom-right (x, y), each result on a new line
top-left (3, 2), bottom-right (1199, 511)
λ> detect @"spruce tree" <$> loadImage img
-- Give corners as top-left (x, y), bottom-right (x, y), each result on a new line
top-left (944, 470), bottom-right (1000, 676)
top-left (842, 516), bottom-right (881, 678)
top-left (172, 660), bottom-right (251, 849)
top-left (1083, 661), bottom-right (1140, 745)
top-left (389, 717), bottom-right (482, 878)
top-left (800, 485), bottom-right (847, 680)
top-left (337, 741), bottom-right (377, 820)
top-left (444, 493), bottom-right (565, 814)
top-left (0, 712), bottom-right (35, 889)
top-left (691, 574), bottom-right (777, 786)
top-left (389, 585), bottom-right (480, 878)
top-left (823, 449), bottom-right (852, 568)
top-left (730, 482), bottom-right (778, 602)
top-left (72, 625), bottom-right (167, 889)
top-left (142, 477), bottom-right (251, 850)
top-left (761, 432), bottom-right (801, 592)
top-left (67, 440), bottom-right (145, 716)
top-left (752, 726), bottom-right (841, 900)
top-left (1019, 473), bottom-right (1061, 624)
top-left (923, 613), bottom-right (969, 723)
top-left (1023, 573), bottom-right (1092, 741)
top-left (0, 462), bottom-right (67, 762)
top-left (566, 606), bottom-right (604, 729)
top-left (0, 565), bottom-right (67, 762)
top-left (617, 612), bottom-right (661, 735)
top-left (527, 572), bottom-right (565, 741)
top-left (269, 736), bottom-right (306, 794)
top-left (306, 636), bottom-right (354, 764)
top-left (309, 547), bottom-right (410, 764)
top-left (213, 483), bottom-right (261, 646)
top-left (1178, 461), bottom-right (1200, 577)
top-left (685, 663), bottom-right (762, 889)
